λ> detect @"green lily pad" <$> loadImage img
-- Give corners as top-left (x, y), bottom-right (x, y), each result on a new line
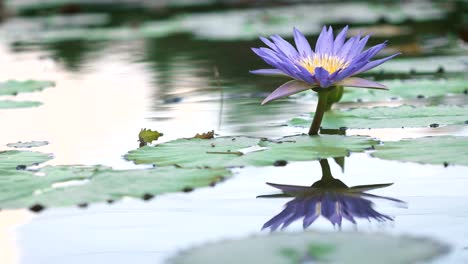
top-left (0, 100), bottom-right (42, 109)
top-left (167, 231), bottom-right (448, 264)
top-left (0, 80), bottom-right (55, 96)
top-left (6, 141), bottom-right (49, 148)
top-left (372, 136), bottom-right (468, 166)
top-left (369, 55), bottom-right (468, 74)
top-left (0, 165), bottom-right (230, 209)
top-left (0, 149), bottom-right (230, 209)
top-left (289, 105), bottom-right (468, 129)
top-left (0, 150), bottom-right (52, 171)
top-left (126, 135), bottom-right (377, 168)
top-left (342, 78), bottom-right (468, 102)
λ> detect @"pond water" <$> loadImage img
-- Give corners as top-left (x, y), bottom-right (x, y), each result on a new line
top-left (0, 1), bottom-right (467, 263)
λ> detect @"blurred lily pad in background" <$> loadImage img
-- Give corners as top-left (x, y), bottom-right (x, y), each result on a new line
top-left (289, 105), bottom-right (468, 129)
top-left (0, 80), bottom-right (55, 96)
top-left (0, 100), bottom-right (42, 109)
top-left (168, 231), bottom-right (448, 264)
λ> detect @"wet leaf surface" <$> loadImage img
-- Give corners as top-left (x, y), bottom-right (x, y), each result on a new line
top-left (289, 105), bottom-right (468, 129)
top-left (372, 136), bottom-right (468, 166)
top-left (168, 231), bottom-right (448, 264)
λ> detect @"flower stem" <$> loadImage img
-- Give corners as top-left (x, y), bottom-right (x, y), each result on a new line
top-left (308, 90), bottom-right (330, 136)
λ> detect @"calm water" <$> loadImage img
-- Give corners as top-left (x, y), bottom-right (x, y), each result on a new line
top-left (0, 1), bottom-right (467, 263)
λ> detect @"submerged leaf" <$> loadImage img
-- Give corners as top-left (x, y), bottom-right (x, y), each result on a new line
top-left (372, 136), bottom-right (468, 166)
top-left (167, 231), bottom-right (448, 264)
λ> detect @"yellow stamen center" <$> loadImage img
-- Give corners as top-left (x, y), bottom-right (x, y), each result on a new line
top-left (300, 54), bottom-right (349, 74)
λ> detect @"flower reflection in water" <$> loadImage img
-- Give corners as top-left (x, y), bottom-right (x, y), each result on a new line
top-left (259, 159), bottom-right (405, 231)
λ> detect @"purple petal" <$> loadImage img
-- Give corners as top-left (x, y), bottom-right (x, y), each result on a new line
top-left (336, 77), bottom-right (388, 90)
top-left (335, 60), bottom-right (367, 81)
top-left (347, 34), bottom-right (370, 60)
top-left (262, 80), bottom-right (313, 105)
top-left (352, 42), bottom-right (387, 63)
top-left (314, 67), bottom-right (332, 87)
top-left (259, 36), bottom-right (280, 52)
top-left (333, 26), bottom-right (349, 54)
top-left (271, 34), bottom-right (299, 59)
top-left (293, 27), bottom-right (313, 57)
top-left (250, 69), bottom-right (288, 77)
top-left (337, 34), bottom-right (359, 61)
top-left (314, 26), bottom-right (328, 54)
top-left (354, 53), bottom-right (401, 74)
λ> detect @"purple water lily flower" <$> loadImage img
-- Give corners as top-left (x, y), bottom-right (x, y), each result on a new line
top-left (250, 26), bottom-right (400, 135)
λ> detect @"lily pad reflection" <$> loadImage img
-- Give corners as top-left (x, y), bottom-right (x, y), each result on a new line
top-left (259, 159), bottom-right (405, 231)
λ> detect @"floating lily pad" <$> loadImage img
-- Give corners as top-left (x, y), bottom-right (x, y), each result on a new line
top-left (126, 135), bottom-right (377, 168)
top-left (0, 80), bottom-right (55, 96)
top-left (6, 141), bottom-right (49, 148)
top-left (342, 78), bottom-right (468, 102)
top-left (0, 150), bottom-right (52, 171)
top-left (0, 100), bottom-right (42, 109)
top-left (167, 231), bottom-right (448, 264)
top-left (289, 105), bottom-right (468, 129)
top-left (0, 165), bottom-right (230, 209)
top-left (372, 136), bottom-right (468, 166)
top-left (369, 55), bottom-right (468, 74)
top-left (3, 2), bottom-right (446, 43)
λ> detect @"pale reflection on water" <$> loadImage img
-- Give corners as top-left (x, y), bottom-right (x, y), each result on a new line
top-left (0, 210), bottom-right (33, 264)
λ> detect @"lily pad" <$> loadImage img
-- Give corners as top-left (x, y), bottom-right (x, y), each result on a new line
top-left (167, 231), bottom-right (448, 264)
top-left (369, 55), bottom-right (468, 74)
top-left (0, 165), bottom-right (230, 210)
top-left (0, 150), bottom-right (52, 171)
top-left (0, 80), bottom-right (55, 96)
top-left (342, 78), bottom-right (468, 102)
top-left (289, 105), bottom-right (468, 129)
top-left (0, 100), bottom-right (42, 109)
top-left (372, 136), bottom-right (468, 166)
top-left (6, 141), bottom-right (49, 148)
top-left (126, 135), bottom-right (377, 168)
